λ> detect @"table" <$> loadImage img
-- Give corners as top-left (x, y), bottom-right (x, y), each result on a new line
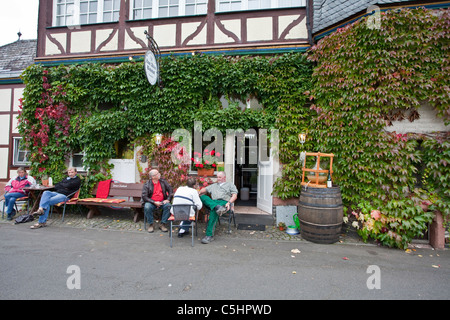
top-left (23, 186), bottom-right (54, 213)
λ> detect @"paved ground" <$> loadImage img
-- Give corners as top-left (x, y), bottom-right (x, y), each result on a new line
top-left (1, 206), bottom-right (367, 244)
top-left (1, 207), bottom-right (449, 301)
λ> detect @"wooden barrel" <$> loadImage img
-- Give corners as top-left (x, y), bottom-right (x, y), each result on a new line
top-left (297, 187), bottom-right (343, 244)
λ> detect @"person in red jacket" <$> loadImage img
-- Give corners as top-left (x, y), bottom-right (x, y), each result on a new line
top-left (4, 167), bottom-right (36, 220)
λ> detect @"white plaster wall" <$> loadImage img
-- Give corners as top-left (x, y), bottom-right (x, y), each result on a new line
top-left (125, 27), bottom-right (148, 50)
top-left (279, 15), bottom-right (307, 39)
top-left (96, 29), bottom-right (118, 51)
top-left (182, 22), bottom-right (207, 45)
top-left (45, 33), bottom-right (66, 55)
top-left (0, 148), bottom-right (8, 179)
top-left (154, 25), bottom-right (176, 47)
top-left (13, 88), bottom-right (24, 111)
top-left (0, 115), bottom-right (10, 144)
top-left (0, 89), bottom-right (11, 112)
top-left (247, 17), bottom-right (272, 41)
top-left (71, 31), bottom-right (91, 53)
top-left (215, 19), bottom-right (241, 44)
top-left (384, 103), bottom-right (449, 134)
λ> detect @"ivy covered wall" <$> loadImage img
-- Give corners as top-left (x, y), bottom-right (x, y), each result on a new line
top-left (18, 52), bottom-right (313, 196)
top-left (307, 8), bottom-right (449, 248)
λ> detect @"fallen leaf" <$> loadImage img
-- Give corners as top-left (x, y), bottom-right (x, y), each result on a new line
top-left (291, 249), bottom-right (301, 254)
top-left (432, 265), bottom-right (440, 268)
top-left (342, 257), bottom-right (349, 260)
top-left (292, 271), bottom-right (297, 274)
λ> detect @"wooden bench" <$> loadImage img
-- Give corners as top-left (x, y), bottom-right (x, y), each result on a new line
top-left (78, 182), bottom-right (144, 222)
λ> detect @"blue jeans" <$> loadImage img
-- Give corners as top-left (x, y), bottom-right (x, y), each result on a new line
top-left (4, 192), bottom-right (24, 216)
top-left (144, 202), bottom-right (171, 225)
top-left (38, 191), bottom-right (68, 223)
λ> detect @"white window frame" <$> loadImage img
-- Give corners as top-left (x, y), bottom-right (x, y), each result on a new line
top-left (215, 0), bottom-right (305, 13)
top-left (130, 0), bottom-right (207, 20)
top-left (53, 0), bottom-right (120, 27)
top-left (13, 137), bottom-right (31, 166)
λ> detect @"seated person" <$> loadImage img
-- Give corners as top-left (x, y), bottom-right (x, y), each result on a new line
top-left (141, 169), bottom-right (173, 233)
top-left (170, 177), bottom-right (203, 238)
top-left (198, 171), bottom-right (238, 244)
top-left (31, 167), bottom-right (81, 229)
top-left (4, 167), bottom-right (36, 220)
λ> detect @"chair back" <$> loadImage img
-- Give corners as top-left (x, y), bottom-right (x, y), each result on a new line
top-left (171, 204), bottom-right (196, 221)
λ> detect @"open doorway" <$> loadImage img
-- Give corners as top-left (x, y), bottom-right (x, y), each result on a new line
top-left (234, 129), bottom-right (258, 207)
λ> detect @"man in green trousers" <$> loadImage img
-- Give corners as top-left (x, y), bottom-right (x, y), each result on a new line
top-left (199, 171), bottom-right (238, 244)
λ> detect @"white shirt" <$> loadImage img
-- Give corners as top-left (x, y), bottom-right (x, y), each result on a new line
top-left (170, 186), bottom-right (203, 217)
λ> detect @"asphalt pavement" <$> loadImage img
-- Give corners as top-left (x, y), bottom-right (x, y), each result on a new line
top-left (0, 209), bottom-right (449, 301)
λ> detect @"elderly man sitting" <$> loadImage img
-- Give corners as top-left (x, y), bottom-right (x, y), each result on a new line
top-left (141, 169), bottom-right (173, 233)
top-left (198, 171), bottom-right (238, 244)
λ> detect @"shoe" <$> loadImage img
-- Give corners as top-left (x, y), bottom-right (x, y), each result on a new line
top-left (147, 224), bottom-right (154, 233)
top-left (214, 205), bottom-right (227, 216)
top-left (30, 223), bottom-right (46, 229)
top-left (178, 230), bottom-right (190, 238)
top-left (32, 208), bottom-right (44, 217)
top-left (201, 236), bottom-right (214, 244)
top-left (159, 223), bottom-right (168, 232)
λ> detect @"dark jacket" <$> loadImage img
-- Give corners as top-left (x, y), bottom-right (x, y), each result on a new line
top-left (141, 179), bottom-right (173, 204)
top-left (55, 176), bottom-right (81, 197)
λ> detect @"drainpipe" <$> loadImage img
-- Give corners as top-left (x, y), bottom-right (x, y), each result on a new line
top-left (305, 0), bottom-right (313, 46)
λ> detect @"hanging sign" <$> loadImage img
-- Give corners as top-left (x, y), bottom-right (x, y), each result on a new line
top-left (144, 50), bottom-right (159, 86)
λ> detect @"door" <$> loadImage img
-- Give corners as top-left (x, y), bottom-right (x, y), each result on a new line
top-left (257, 129), bottom-right (274, 213)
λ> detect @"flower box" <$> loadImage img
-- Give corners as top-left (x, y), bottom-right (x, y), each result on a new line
top-left (197, 168), bottom-right (215, 176)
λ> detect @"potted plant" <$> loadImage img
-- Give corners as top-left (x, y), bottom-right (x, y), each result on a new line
top-left (192, 149), bottom-right (220, 176)
top-left (41, 174), bottom-right (49, 186)
top-left (278, 222), bottom-right (286, 231)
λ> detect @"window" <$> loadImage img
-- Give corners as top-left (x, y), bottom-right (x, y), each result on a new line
top-left (185, 0), bottom-right (207, 16)
top-left (54, 0), bottom-right (120, 26)
top-left (131, 0), bottom-right (207, 20)
top-left (216, 0), bottom-right (305, 12)
top-left (70, 151), bottom-right (87, 172)
top-left (13, 138), bottom-right (31, 166)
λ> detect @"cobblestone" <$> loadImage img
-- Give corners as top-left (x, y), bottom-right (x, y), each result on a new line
top-left (0, 207), bottom-right (367, 245)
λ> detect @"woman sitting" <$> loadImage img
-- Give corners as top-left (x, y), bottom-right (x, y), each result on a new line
top-left (4, 167), bottom-right (36, 220)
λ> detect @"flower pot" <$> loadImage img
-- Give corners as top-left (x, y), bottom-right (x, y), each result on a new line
top-left (197, 168), bottom-right (215, 176)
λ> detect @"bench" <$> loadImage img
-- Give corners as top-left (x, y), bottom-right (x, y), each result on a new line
top-left (78, 182), bottom-right (144, 222)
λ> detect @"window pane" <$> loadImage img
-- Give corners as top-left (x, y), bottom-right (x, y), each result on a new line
top-left (143, 8), bottom-right (152, 18)
top-left (104, 0), bottom-right (112, 10)
top-left (80, 2), bottom-right (89, 12)
top-left (143, 0), bottom-right (152, 6)
top-left (72, 155), bottom-right (84, 168)
top-left (113, 11), bottom-right (120, 20)
top-left (135, 0), bottom-right (143, 7)
top-left (169, 6), bottom-right (178, 16)
top-left (159, 7), bottom-right (168, 17)
top-left (197, 3), bottom-right (207, 13)
top-left (134, 9), bottom-right (142, 19)
top-left (104, 12), bottom-right (112, 21)
top-left (90, 1), bottom-right (98, 12)
top-left (88, 13), bottom-right (97, 23)
top-left (186, 5), bottom-right (195, 15)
